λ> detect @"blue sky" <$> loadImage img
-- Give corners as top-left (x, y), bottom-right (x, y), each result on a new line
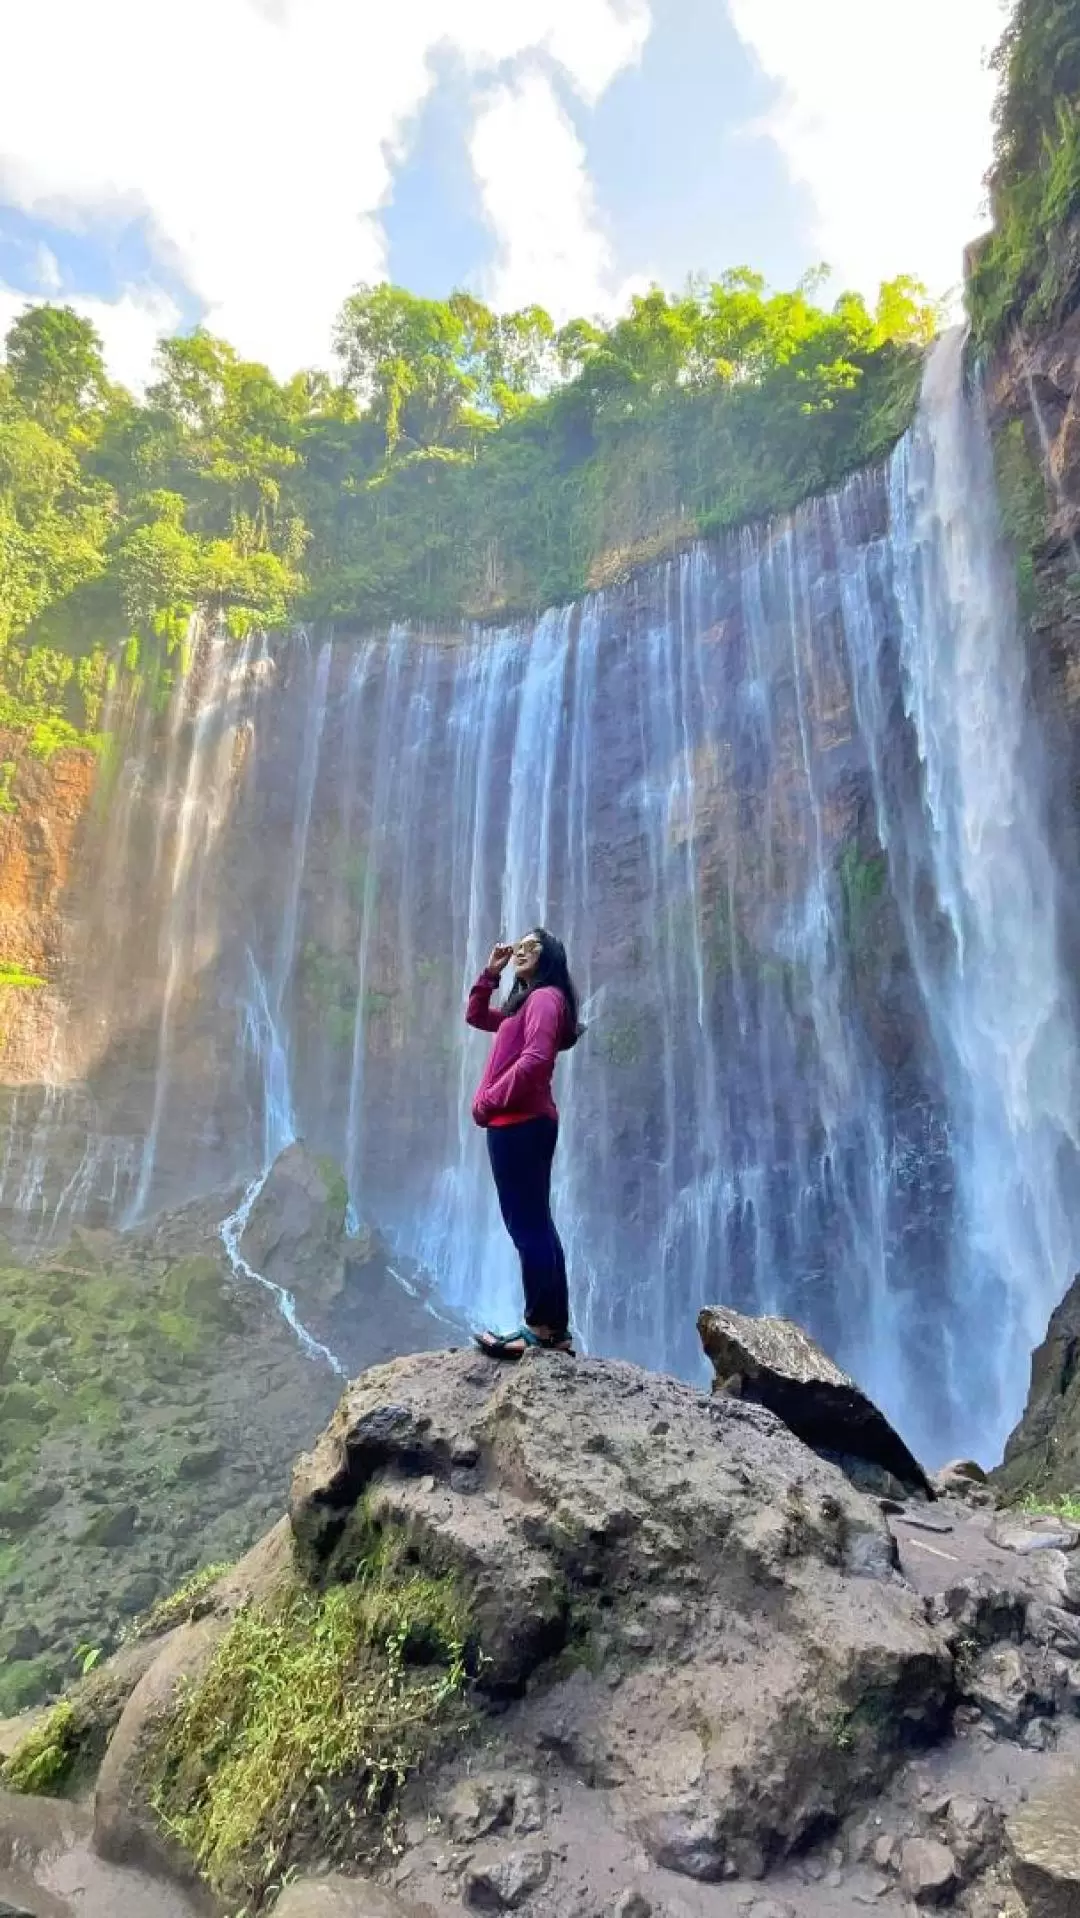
top-left (0, 0), bottom-right (1004, 388)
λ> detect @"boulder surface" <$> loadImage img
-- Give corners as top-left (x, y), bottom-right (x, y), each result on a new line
top-left (697, 1305), bottom-right (933, 1497)
top-left (291, 1347), bottom-right (950, 1881)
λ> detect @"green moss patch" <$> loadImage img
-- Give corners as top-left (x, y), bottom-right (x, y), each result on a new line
top-left (147, 1549), bottom-right (472, 1911)
top-left (0, 1702), bottom-right (78, 1793)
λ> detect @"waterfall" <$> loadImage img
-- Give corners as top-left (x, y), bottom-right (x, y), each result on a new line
top-left (6, 331), bottom-right (1079, 1463)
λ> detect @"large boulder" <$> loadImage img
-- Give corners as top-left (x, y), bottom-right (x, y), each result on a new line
top-left (240, 1142), bottom-right (351, 1312)
top-left (697, 1306), bottom-right (933, 1499)
top-left (1006, 1769), bottom-right (1080, 1917)
top-left (239, 1143), bottom-right (465, 1370)
top-left (996, 1270), bottom-right (1080, 1500)
top-left (291, 1348), bottom-right (951, 1881)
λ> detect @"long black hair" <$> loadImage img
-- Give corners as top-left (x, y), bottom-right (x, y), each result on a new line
top-left (504, 928), bottom-right (582, 1046)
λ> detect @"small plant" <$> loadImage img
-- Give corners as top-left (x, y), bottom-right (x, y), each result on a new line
top-left (74, 1642), bottom-right (102, 1676)
top-left (0, 962), bottom-right (46, 990)
top-left (0, 1701), bottom-right (78, 1794)
top-left (147, 1549), bottom-right (472, 1911)
top-left (135, 1561), bottom-right (234, 1640)
top-left (1018, 1489), bottom-right (1080, 1525)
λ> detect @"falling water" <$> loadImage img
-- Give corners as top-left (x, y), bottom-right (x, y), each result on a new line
top-left (6, 332), bottom-right (1079, 1461)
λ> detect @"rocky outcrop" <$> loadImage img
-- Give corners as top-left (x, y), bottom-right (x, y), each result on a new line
top-left (1006, 1768), bottom-right (1080, 1917)
top-left (697, 1305), bottom-right (933, 1499)
top-left (291, 1347), bottom-right (949, 1880)
top-left (240, 1143), bottom-right (350, 1314)
top-left (996, 1269), bottom-right (1080, 1501)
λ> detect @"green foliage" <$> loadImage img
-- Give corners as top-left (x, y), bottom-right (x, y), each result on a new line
top-left (147, 1552), bottom-right (471, 1910)
top-left (1018, 1489), bottom-right (1080, 1522)
top-left (136, 1561), bottom-right (234, 1640)
top-left (967, 0), bottom-right (1080, 346)
top-left (838, 844), bottom-right (887, 960)
top-left (0, 1700), bottom-right (78, 1792)
top-left (0, 961), bottom-right (45, 988)
top-left (994, 417), bottom-right (1051, 616)
top-left (0, 270), bottom-right (937, 757)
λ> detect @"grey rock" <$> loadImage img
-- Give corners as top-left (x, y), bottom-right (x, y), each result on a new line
top-left (697, 1306), bottom-right (933, 1497)
top-left (444, 1776), bottom-right (516, 1843)
top-left (611, 1893), bottom-right (652, 1918)
top-left (290, 1351), bottom-right (949, 1883)
top-left (898, 1837), bottom-right (957, 1903)
top-left (996, 1269), bottom-right (1080, 1504)
top-left (463, 1848), bottom-right (550, 1910)
top-left (275, 1879), bottom-right (431, 1917)
top-left (1007, 1769), bottom-right (1080, 1917)
top-left (1025, 1600), bottom-right (1080, 1656)
top-left (987, 1512), bottom-right (1079, 1555)
top-left (745, 1903), bottom-right (796, 1918)
top-left (944, 1795), bottom-right (1001, 1873)
top-left (963, 1644), bottom-right (1065, 1734)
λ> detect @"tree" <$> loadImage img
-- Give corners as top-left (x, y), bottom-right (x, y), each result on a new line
top-left (4, 306), bottom-right (108, 435)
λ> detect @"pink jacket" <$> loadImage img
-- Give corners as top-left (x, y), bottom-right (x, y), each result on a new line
top-left (466, 971), bottom-right (571, 1128)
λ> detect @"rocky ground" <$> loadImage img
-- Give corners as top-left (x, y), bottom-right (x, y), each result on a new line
top-left (0, 1329), bottom-right (1077, 1918)
top-left (0, 1152), bottom-right (463, 1717)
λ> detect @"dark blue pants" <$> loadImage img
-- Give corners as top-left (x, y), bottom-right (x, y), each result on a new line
top-left (487, 1116), bottom-right (569, 1337)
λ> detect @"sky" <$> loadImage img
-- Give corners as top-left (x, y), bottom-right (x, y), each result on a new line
top-left (0, 0), bottom-right (1008, 390)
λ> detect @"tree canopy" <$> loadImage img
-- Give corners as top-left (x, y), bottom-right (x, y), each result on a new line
top-left (966, 0), bottom-right (1080, 346)
top-left (0, 267), bottom-right (940, 755)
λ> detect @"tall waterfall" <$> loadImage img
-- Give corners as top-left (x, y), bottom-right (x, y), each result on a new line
top-left (2, 331), bottom-right (1077, 1465)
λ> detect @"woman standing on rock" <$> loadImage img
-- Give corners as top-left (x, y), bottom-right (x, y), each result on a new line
top-left (466, 929), bottom-right (581, 1359)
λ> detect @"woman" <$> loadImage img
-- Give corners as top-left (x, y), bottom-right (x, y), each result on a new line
top-left (466, 928), bottom-right (581, 1359)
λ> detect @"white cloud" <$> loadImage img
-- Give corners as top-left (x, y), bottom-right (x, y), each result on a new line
top-left (0, 0), bottom-right (650, 386)
top-left (469, 71), bottom-right (645, 322)
top-left (727, 0), bottom-right (1002, 304)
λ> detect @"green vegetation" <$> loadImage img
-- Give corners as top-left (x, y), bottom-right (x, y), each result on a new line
top-left (1018, 1488), bottom-right (1080, 1523)
top-left (0, 962), bottom-right (46, 989)
top-left (838, 844), bottom-right (888, 962)
top-left (0, 1701), bottom-right (78, 1792)
top-left (135, 1561), bottom-right (234, 1641)
top-left (0, 273), bottom-right (938, 757)
top-left (967, 0), bottom-right (1080, 347)
top-left (147, 1546), bottom-right (471, 1911)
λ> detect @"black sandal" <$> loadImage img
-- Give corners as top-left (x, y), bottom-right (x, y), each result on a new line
top-left (474, 1325), bottom-right (575, 1361)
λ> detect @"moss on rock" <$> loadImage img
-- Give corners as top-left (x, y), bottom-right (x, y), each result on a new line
top-left (145, 1541), bottom-right (472, 1911)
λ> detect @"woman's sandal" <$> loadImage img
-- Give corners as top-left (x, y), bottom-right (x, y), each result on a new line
top-left (474, 1325), bottom-right (576, 1361)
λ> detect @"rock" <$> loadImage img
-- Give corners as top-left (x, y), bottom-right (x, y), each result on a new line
top-left (938, 1460), bottom-right (988, 1487)
top-left (78, 1502), bottom-right (138, 1548)
top-left (175, 1443), bottom-right (226, 1482)
top-left (697, 1307), bottom-right (934, 1498)
top-left (291, 1350), bottom-right (950, 1883)
top-left (945, 1796), bottom-right (1001, 1873)
top-left (898, 1838), bottom-right (957, 1903)
top-left (463, 1848), bottom-right (550, 1910)
top-left (996, 1270), bottom-right (1080, 1503)
top-left (928, 1579), bottom-right (1026, 1648)
top-left (275, 1879), bottom-right (432, 1917)
top-left (444, 1775), bottom-right (516, 1842)
top-left (612, 1892), bottom-right (652, 1918)
top-left (745, 1903), bottom-right (796, 1918)
top-left (873, 1834), bottom-right (899, 1871)
top-left (987, 1512), bottom-right (1079, 1555)
top-left (93, 1617), bottom-right (227, 1877)
top-left (240, 1142), bottom-right (350, 1312)
top-left (962, 1644), bottom-right (1065, 1735)
top-left (0, 1899), bottom-right (35, 1917)
top-left (1006, 1769), bottom-right (1080, 1916)
top-left (1026, 1600), bottom-right (1080, 1656)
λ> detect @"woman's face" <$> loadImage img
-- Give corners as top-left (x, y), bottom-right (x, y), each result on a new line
top-left (512, 933), bottom-right (542, 980)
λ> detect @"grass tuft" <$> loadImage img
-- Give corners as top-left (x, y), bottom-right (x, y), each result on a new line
top-left (147, 1550), bottom-right (472, 1912)
top-left (0, 1702), bottom-right (78, 1793)
top-left (1018, 1490), bottom-right (1080, 1525)
top-left (135, 1562), bottom-right (234, 1640)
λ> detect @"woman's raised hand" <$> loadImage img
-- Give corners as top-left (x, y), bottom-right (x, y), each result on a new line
top-left (487, 942), bottom-right (514, 976)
